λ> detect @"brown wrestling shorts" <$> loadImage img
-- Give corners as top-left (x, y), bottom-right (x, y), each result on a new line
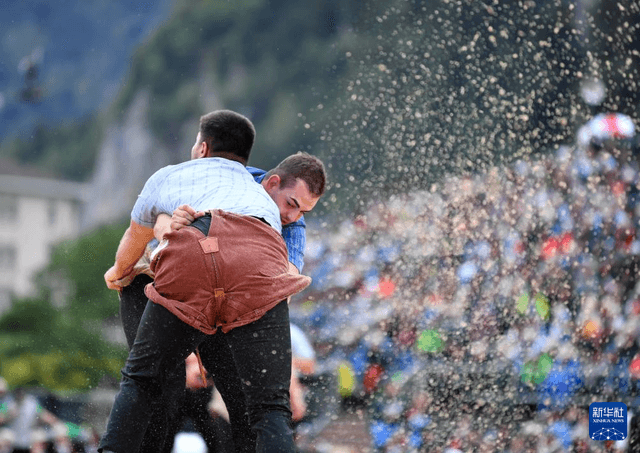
top-left (145, 209), bottom-right (311, 333)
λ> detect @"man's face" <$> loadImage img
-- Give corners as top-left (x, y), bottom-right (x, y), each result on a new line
top-left (264, 176), bottom-right (320, 225)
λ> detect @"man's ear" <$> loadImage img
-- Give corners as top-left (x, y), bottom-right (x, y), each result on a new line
top-left (198, 141), bottom-right (211, 158)
top-left (264, 174), bottom-right (281, 190)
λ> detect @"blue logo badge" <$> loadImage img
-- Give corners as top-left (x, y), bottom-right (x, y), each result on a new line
top-left (589, 402), bottom-right (627, 441)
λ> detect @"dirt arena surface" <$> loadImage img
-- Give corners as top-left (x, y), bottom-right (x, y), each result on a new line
top-left (297, 408), bottom-right (373, 453)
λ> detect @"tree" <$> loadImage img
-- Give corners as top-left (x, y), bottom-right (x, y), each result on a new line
top-left (0, 221), bottom-right (129, 392)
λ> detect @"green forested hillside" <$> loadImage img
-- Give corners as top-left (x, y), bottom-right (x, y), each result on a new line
top-left (2, 0), bottom-right (640, 213)
top-left (1, 0), bottom-right (640, 393)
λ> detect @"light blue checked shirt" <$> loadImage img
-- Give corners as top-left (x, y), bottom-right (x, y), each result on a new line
top-left (248, 167), bottom-right (307, 272)
top-left (131, 158), bottom-right (282, 233)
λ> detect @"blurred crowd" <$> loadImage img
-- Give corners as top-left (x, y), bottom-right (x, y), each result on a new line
top-left (2, 112), bottom-right (640, 452)
top-left (291, 113), bottom-right (640, 452)
top-left (0, 377), bottom-right (99, 453)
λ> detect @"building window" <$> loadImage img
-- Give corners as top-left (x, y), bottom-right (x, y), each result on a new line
top-left (0, 194), bottom-right (18, 224)
top-left (0, 245), bottom-right (16, 269)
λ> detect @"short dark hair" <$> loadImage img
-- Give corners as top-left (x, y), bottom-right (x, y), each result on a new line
top-left (266, 152), bottom-right (327, 197)
top-left (199, 110), bottom-right (256, 161)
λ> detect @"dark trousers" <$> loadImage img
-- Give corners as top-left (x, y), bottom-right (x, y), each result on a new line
top-left (119, 274), bottom-right (185, 453)
top-left (119, 274), bottom-right (154, 350)
top-left (162, 386), bottom-right (234, 453)
top-left (100, 298), bottom-right (295, 453)
top-left (119, 274), bottom-right (253, 452)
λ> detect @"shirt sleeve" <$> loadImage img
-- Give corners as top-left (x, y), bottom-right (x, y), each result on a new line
top-left (282, 219), bottom-right (306, 272)
top-left (130, 167), bottom-right (171, 228)
top-left (247, 166), bottom-right (266, 182)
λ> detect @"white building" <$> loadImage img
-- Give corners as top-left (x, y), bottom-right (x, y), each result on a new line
top-left (0, 172), bottom-right (89, 313)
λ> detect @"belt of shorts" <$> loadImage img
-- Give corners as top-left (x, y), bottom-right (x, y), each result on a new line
top-left (190, 213), bottom-right (268, 236)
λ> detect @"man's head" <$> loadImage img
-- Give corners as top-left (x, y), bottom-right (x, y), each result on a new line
top-left (262, 152), bottom-right (327, 225)
top-left (191, 110), bottom-right (256, 164)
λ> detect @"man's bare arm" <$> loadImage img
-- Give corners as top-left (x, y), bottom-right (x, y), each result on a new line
top-left (104, 220), bottom-right (155, 290)
top-left (154, 213), bottom-right (172, 242)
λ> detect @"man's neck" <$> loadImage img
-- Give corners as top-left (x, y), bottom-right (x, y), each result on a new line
top-left (209, 152), bottom-right (247, 166)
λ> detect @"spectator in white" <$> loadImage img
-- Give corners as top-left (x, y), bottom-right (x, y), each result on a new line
top-left (289, 323), bottom-right (317, 422)
top-left (0, 427), bottom-right (14, 453)
top-left (290, 323), bottom-right (317, 377)
top-left (29, 429), bottom-right (48, 453)
top-left (52, 422), bottom-right (73, 453)
top-left (171, 432), bottom-right (207, 453)
top-left (4, 387), bottom-right (60, 453)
